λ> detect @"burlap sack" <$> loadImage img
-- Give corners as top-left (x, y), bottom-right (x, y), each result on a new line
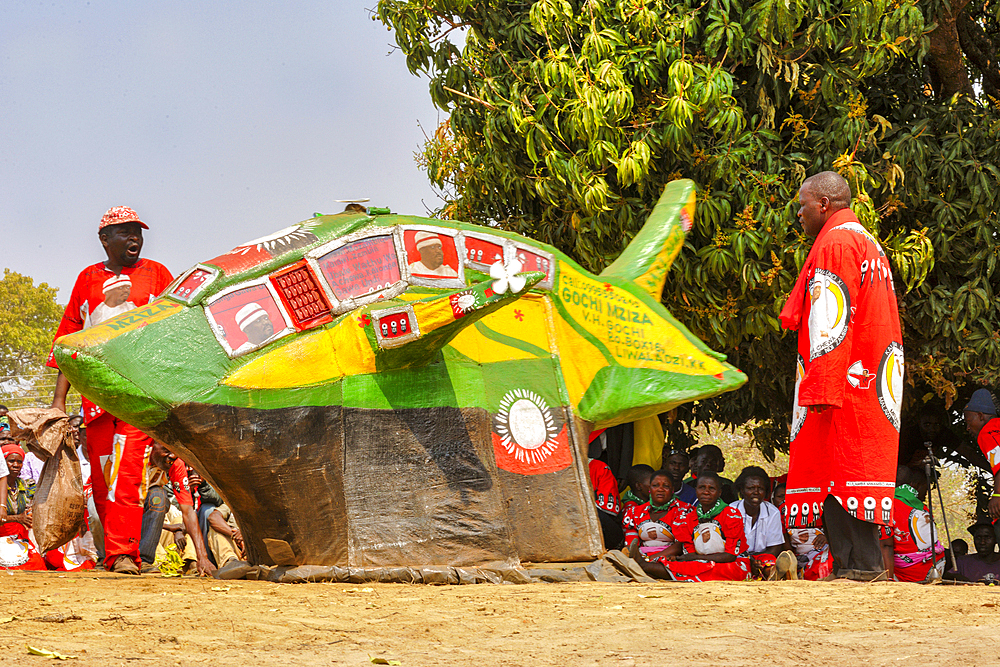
top-left (8, 408), bottom-right (87, 552)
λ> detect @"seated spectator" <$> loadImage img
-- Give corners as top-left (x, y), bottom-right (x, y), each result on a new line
top-left (659, 472), bottom-right (753, 581)
top-left (952, 539), bottom-right (969, 558)
top-left (946, 521), bottom-right (1000, 582)
top-left (624, 469), bottom-right (695, 576)
top-left (783, 505), bottom-right (834, 580)
top-left (0, 405), bottom-right (8, 433)
top-left (204, 503), bottom-right (250, 579)
top-left (731, 466), bottom-right (785, 562)
top-left (771, 482), bottom-right (786, 509)
top-left (621, 464), bottom-right (654, 534)
top-left (886, 465), bottom-right (945, 583)
top-left (162, 466), bottom-right (250, 578)
top-left (589, 458), bottom-right (624, 550)
top-left (630, 472), bottom-right (754, 581)
top-left (662, 448), bottom-right (697, 504)
top-left (689, 445), bottom-right (737, 504)
top-left (0, 443), bottom-right (45, 570)
top-left (139, 442), bottom-right (214, 576)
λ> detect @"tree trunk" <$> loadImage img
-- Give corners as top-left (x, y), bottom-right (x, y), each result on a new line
top-left (925, 0), bottom-right (976, 98)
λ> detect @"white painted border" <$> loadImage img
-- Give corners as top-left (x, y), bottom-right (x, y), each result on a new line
top-left (204, 276), bottom-right (296, 358)
top-left (461, 229), bottom-right (512, 275)
top-left (400, 224), bottom-right (466, 289)
top-left (163, 264), bottom-right (219, 305)
top-left (510, 243), bottom-right (556, 290)
top-left (370, 303), bottom-right (420, 349)
top-left (305, 226), bottom-right (407, 315)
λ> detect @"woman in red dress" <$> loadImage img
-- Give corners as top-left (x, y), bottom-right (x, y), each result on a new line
top-left (624, 470), bottom-right (695, 574)
top-left (0, 444), bottom-right (46, 570)
top-left (655, 473), bottom-right (754, 582)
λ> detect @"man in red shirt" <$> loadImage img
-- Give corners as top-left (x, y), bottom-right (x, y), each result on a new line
top-left (49, 206), bottom-right (174, 575)
top-left (964, 388), bottom-right (1000, 521)
top-left (142, 442), bottom-right (215, 576)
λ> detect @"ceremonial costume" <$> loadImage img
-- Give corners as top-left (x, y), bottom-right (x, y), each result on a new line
top-left (782, 502), bottom-right (834, 580)
top-left (780, 208), bottom-right (903, 528)
top-left (588, 459), bottom-right (621, 516)
top-left (658, 501), bottom-right (753, 582)
top-left (48, 213), bottom-right (173, 570)
top-left (588, 459), bottom-right (624, 549)
top-left (975, 416), bottom-right (1000, 476)
top-left (888, 485), bottom-right (944, 583)
top-left (0, 477), bottom-right (45, 570)
top-left (623, 498), bottom-right (695, 560)
top-left (620, 489), bottom-right (645, 533)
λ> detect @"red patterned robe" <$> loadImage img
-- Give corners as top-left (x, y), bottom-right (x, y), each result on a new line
top-left (888, 488), bottom-right (944, 583)
top-left (779, 208), bottom-right (903, 528)
top-left (976, 417), bottom-right (1000, 475)
top-left (624, 499), bottom-right (695, 561)
top-left (661, 506), bottom-right (754, 582)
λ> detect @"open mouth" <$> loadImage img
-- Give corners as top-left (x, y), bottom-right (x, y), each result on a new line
top-left (126, 243), bottom-right (141, 256)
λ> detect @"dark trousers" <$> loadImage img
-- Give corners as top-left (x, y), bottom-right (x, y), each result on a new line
top-left (138, 486), bottom-right (170, 564)
top-left (197, 503), bottom-right (219, 566)
top-left (824, 495), bottom-right (885, 574)
top-left (597, 508), bottom-right (624, 551)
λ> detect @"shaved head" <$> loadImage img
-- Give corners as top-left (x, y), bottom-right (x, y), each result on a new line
top-left (801, 171), bottom-right (852, 211)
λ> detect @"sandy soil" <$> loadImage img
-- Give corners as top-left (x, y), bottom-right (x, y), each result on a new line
top-left (0, 570), bottom-right (997, 667)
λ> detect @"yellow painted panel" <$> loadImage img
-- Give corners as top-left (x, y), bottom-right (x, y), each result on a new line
top-left (447, 296), bottom-right (550, 364)
top-left (550, 303), bottom-right (606, 408)
top-left (413, 294), bottom-right (456, 332)
top-left (223, 315), bottom-right (375, 389)
top-left (635, 192), bottom-right (696, 299)
top-left (557, 262), bottom-right (725, 376)
top-left (58, 300), bottom-right (182, 349)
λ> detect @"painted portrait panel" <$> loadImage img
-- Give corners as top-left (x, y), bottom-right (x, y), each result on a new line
top-left (403, 229), bottom-right (462, 285)
top-left (206, 283), bottom-right (289, 356)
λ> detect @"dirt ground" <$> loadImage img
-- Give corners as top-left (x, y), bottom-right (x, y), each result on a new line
top-left (0, 569), bottom-right (997, 666)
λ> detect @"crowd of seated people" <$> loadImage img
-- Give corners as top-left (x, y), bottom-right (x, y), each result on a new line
top-left (588, 440), bottom-right (978, 583)
top-left (0, 411), bottom-right (249, 578)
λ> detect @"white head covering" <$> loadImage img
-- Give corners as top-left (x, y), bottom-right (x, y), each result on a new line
top-left (102, 274), bottom-right (132, 293)
top-left (414, 231), bottom-right (443, 250)
top-left (235, 302), bottom-right (268, 331)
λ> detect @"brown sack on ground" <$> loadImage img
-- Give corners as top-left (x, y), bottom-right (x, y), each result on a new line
top-left (8, 408), bottom-right (87, 552)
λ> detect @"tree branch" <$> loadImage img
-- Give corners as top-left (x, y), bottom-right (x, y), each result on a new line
top-left (957, 8), bottom-right (1000, 99)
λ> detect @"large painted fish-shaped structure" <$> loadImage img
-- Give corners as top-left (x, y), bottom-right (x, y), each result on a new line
top-left (53, 179), bottom-right (746, 568)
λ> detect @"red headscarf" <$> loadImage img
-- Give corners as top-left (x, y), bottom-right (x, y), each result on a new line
top-left (2, 443), bottom-right (23, 460)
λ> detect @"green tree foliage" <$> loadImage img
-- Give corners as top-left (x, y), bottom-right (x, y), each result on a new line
top-left (377, 0), bottom-right (1000, 455)
top-left (0, 269), bottom-right (62, 380)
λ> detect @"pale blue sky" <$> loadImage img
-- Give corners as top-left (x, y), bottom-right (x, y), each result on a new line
top-left (1, 1), bottom-right (444, 301)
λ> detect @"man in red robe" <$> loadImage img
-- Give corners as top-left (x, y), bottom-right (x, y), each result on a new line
top-left (779, 171), bottom-right (903, 577)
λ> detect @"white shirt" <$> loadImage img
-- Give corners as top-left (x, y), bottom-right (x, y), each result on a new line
top-left (408, 260), bottom-right (457, 278)
top-left (20, 452), bottom-right (43, 483)
top-left (730, 499), bottom-right (784, 554)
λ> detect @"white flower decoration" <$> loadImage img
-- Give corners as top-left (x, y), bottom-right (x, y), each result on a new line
top-left (489, 258), bottom-right (526, 295)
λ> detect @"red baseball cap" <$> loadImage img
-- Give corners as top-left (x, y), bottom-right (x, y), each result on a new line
top-left (99, 206), bottom-right (149, 231)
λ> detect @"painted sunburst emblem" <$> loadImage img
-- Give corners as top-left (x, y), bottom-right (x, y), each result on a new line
top-left (453, 290), bottom-right (478, 313)
top-left (228, 222), bottom-right (320, 256)
top-left (495, 389), bottom-right (559, 464)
